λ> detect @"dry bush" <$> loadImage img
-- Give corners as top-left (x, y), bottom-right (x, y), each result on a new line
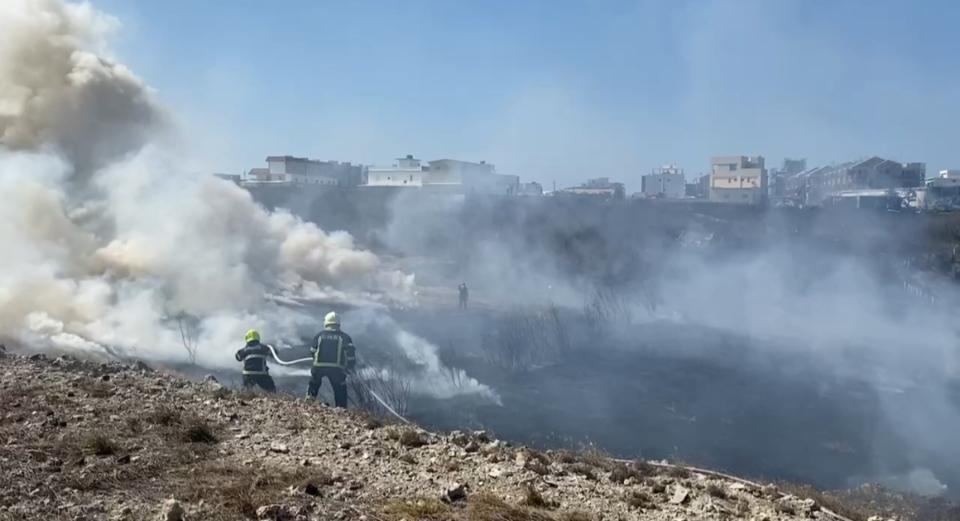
top-left (399, 429), bottom-right (427, 448)
top-left (398, 453), bottom-right (418, 465)
top-left (524, 460), bottom-right (549, 476)
top-left (550, 450), bottom-right (578, 464)
top-left (666, 466), bottom-right (691, 479)
top-left (180, 416), bottom-right (217, 444)
top-left (775, 502), bottom-right (796, 516)
top-left (81, 380), bottom-right (114, 399)
top-left (706, 483), bottom-right (728, 499)
top-left (483, 306), bottom-right (570, 374)
top-left (82, 433), bottom-right (117, 456)
top-left (631, 460), bottom-right (658, 478)
top-left (577, 447), bottom-right (615, 471)
top-left (468, 493), bottom-right (555, 521)
top-left (174, 462), bottom-right (335, 519)
top-left (521, 485), bottom-right (556, 509)
top-left (609, 463), bottom-right (640, 484)
top-left (625, 490), bottom-right (655, 510)
top-left (144, 405), bottom-right (182, 426)
top-left (567, 463), bottom-right (597, 481)
top-left (349, 368), bottom-right (411, 418)
top-left (384, 498), bottom-right (452, 521)
top-left (778, 483), bottom-right (870, 521)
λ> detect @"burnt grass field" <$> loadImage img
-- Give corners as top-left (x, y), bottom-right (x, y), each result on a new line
top-left (254, 192), bottom-right (960, 501)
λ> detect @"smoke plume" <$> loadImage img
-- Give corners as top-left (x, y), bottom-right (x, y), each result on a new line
top-left (0, 0), bottom-right (414, 369)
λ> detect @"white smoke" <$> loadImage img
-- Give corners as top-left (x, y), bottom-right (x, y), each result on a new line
top-left (0, 0), bottom-right (414, 368)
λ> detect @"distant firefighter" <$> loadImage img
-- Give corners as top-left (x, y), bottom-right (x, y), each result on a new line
top-left (458, 282), bottom-right (469, 310)
top-left (306, 312), bottom-right (356, 408)
top-left (235, 329), bottom-right (277, 393)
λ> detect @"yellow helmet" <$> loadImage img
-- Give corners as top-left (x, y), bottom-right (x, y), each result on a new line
top-left (244, 329), bottom-right (260, 343)
top-left (324, 312), bottom-right (339, 328)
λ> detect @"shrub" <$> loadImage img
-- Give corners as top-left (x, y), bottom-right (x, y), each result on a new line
top-left (521, 485), bottom-right (555, 509)
top-left (625, 490), bottom-right (655, 510)
top-left (82, 434), bottom-right (117, 456)
top-left (180, 416), bottom-right (217, 444)
top-left (399, 429), bottom-right (427, 448)
top-left (706, 483), bottom-right (728, 499)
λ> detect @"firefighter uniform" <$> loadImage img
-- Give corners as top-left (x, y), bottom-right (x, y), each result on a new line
top-left (236, 329), bottom-right (277, 393)
top-left (305, 312), bottom-right (356, 408)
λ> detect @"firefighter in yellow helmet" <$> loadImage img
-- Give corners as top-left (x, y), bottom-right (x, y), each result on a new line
top-left (305, 312), bottom-right (355, 407)
top-left (235, 329), bottom-right (276, 393)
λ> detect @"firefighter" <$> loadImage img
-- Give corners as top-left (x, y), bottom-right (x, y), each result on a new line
top-left (305, 312), bottom-right (356, 408)
top-left (235, 329), bottom-right (277, 393)
top-left (458, 282), bottom-right (469, 310)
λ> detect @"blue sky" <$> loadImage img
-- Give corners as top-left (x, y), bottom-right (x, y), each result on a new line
top-left (94, 0), bottom-right (960, 190)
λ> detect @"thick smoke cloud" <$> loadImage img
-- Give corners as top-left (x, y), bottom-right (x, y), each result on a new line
top-left (0, 0), bottom-right (161, 180)
top-left (0, 0), bottom-right (418, 373)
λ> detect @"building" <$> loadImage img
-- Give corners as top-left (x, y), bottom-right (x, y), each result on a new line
top-left (685, 174), bottom-right (710, 198)
top-left (924, 170), bottom-right (960, 211)
top-left (769, 158), bottom-right (806, 202)
top-left (559, 177), bottom-right (626, 199)
top-left (259, 155), bottom-right (365, 187)
top-left (518, 181), bottom-right (544, 196)
top-left (364, 155), bottom-right (520, 195)
top-left (782, 157), bottom-right (926, 206)
top-left (640, 165), bottom-right (685, 199)
top-left (366, 155), bottom-right (428, 187)
top-left (709, 156), bottom-right (767, 205)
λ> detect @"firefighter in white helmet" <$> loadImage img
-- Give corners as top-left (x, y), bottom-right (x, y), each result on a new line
top-left (305, 312), bottom-right (356, 407)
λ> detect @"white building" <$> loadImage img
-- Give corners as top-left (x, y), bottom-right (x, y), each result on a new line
top-left (366, 155), bottom-right (427, 187)
top-left (923, 169), bottom-right (960, 210)
top-left (640, 165), bottom-right (685, 199)
top-left (365, 155), bottom-right (520, 195)
top-left (244, 156), bottom-right (364, 186)
top-left (709, 156), bottom-right (767, 205)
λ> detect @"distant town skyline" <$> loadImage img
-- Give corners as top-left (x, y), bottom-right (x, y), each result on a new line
top-left (95, 0), bottom-right (960, 191)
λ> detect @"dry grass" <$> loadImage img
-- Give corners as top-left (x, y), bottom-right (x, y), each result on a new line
top-left (383, 498), bottom-right (452, 521)
top-left (778, 483), bottom-right (870, 521)
top-left (468, 493), bottom-right (555, 521)
top-left (567, 463), bottom-right (597, 481)
top-left (399, 429), bottom-right (427, 448)
top-left (174, 462), bottom-right (335, 519)
top-left (81, 433), bottom-right (117, 456)
top-left (144, 405), bottom-right (182, 426)
top-left (557, 512), bottom-right (592, 521)
top-left (398, 453), bottom-right (418, 465)
top-left (521, 485), bottom-right (556, 509)
top-left (180, 416), bottom-right (217, 444)
top-left (80, 380), bottom-right (114, 398)
top-left (625, 490), bottom-right (656, 510)
top-left (705, 483), bottom-right (728, 499)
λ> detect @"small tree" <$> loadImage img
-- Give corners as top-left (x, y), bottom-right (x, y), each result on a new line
top-left (176, 313), bottom-right (200, 365)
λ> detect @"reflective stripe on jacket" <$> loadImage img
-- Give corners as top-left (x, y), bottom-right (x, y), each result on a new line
top-left (311, 328), bottom-right (356, 370)
top-left (235, 342), bottom-right (271, 375)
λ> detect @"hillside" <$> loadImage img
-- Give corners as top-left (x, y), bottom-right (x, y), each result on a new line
top-left (0, 350), bottom-right (896, 521)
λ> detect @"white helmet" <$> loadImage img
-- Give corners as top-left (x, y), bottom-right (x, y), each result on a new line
top-left (324, 311), bottom-right (340, 328)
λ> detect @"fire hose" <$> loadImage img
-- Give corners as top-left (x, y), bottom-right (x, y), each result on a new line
top-left (264, 344), bottom-right (411, 424)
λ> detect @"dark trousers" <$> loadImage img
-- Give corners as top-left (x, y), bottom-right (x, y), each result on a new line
top-left (307, 367), bottom-right (347, 408)
top-left (242, 374), bottom-right (276, 393)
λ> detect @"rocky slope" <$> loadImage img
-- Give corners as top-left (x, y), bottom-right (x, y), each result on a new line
top-left (0, 350), bottom-right (888, 521)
